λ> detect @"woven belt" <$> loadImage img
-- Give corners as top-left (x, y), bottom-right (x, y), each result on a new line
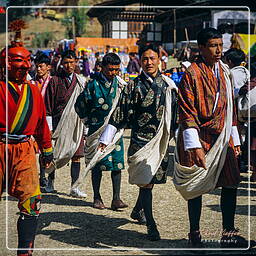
top-left (0, 134), bottom-right (31, 144)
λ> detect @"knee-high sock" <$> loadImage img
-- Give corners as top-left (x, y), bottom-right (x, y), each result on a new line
top-left (221, 187), bottom-right (237, 231)
top-left (17, 213), bottom-right (38, 255)
top-left (111, 171), bottom-right (121, 201)
top-left (48, 170), bottom-right (55, 180)
top-left (71, 162), bottom-right (80, 185)
top-left (140, 187), bottom-right (155, 227)
top-left (39, 155), bottom-right (45, 182)
top-left (133, 188), bottom-right (143, 212)
top-left (92, 168), bottom-right (102, 200)
top-left (188, 196), bottom-right (202, 232)
top-left (39, 165), bottom-right (45, 180)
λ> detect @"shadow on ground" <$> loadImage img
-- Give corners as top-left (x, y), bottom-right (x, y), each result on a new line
top-left (37, 210), bottom-right (189, 251)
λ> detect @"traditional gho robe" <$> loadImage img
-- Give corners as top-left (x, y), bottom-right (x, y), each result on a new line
top-left (75, 72), bottom-right (124, 172)
top-left (0, 80), bottom-right (52, 206)
top-left (174, 58), bottom-right (240, 200)
top-left (44, 71), bottom-right (85, 161)
top-left (106, 71), bottom-right (177, 184)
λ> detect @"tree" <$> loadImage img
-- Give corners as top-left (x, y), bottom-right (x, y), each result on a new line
top-left (61, 0), bottom-right (88, 38)
top-left (32, 31), bottom-right (55, 48)
top-left (7, 0), bottom-right (43, 22)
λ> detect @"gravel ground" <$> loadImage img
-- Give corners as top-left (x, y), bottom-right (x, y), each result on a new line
top-left (0, 130), bottom-right (255, 256)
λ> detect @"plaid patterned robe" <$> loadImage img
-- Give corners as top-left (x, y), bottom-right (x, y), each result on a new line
top-left (177, 58), bottom-right (240, 187)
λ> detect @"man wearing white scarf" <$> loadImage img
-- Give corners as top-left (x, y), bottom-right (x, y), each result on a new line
top-left (174, 27), bottom-right (250, 248)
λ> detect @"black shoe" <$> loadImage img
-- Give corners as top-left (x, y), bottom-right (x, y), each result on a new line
top-left (147, 224), bottom-right (160, 241)
top-left (130, 209), bottom-right (146, 225)
top-left (221, 229), bottom-right (251, 248)
top-left (188, 230), bottom-right (203, 247)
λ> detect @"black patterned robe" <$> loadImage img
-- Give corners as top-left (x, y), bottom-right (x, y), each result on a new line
top-left (110, 71), bottom-right (177, 184)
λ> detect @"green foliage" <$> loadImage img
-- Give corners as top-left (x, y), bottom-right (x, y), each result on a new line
top-left (7, 0), bottom-right (42, 22)
top-left (31, 31), bottom-right (55, 48)
top-left (61, 1), bottom-right (88, 38)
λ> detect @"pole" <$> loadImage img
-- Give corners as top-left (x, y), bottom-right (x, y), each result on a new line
top-left (173, 9), bottom-right (177, 54)
top-left (72, 16), bottom-right (76, 41)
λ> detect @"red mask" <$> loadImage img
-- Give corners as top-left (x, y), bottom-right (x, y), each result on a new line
top-left (5, 46), bottom-right (31, 83)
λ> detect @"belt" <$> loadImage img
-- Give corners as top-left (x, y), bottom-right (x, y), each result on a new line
top-left (0, 134), bottom-right (31, 144)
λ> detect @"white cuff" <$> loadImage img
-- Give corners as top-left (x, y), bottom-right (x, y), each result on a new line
top-left (99, 124), bottom-right (117, 145)
top-left (84, 127), bottom-right (89, 136)
top-left (231, 126), bottom-right (241, 146)
top-left (46, 116), bottom-right (52, 131)
top-left (183, 128), bottom-right (202, 151)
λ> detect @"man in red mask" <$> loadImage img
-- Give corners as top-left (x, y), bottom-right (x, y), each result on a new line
top-left (0, 45), bottom-right (53, 256)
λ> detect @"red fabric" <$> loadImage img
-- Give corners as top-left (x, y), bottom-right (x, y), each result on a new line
top-left (178, 59), bottom-right (240, 187)
top-left (0, 80), bottom-right (52, 152)
top-left (0, 139), bottom-right (40, 208)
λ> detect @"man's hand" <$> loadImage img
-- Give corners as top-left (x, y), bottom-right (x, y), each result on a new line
top-left (234, 146), bottom-right (241, 157)
top-left (189, 148), bottom-right (207, 169)
top-left (98, 143), bottom-right (107, 152)
top-left (41, 153), bottom-right (53, 168)
top-left (45, 161), bottom-right (53, 169)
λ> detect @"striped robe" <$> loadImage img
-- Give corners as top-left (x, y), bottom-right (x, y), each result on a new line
top-left (44, 72), bottom-right (84, 157)
top-left (0, 80), bottom-right (52, 152)
top-left (177, 59), bottom-right (240, 187)
top-left (0, 80), bottom-right (52, 206)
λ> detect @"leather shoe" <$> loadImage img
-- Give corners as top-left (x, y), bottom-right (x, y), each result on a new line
top-left (93, 199), bottom-right (105, 210)
top-left (130, 209), bottom-right (146, 225)
top-left (188, 230), bottom-right (203, 247)
top-left (147, 224), bottom-right (160, 241)
top-left (111, 199), bottom-right (128, 210)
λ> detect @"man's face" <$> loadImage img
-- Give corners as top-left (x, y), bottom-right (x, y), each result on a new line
top-left (62, 57), bottom-right (76, 74)
top-left (140, 49), bottom-right (160, 77)
top-left (102, 64), bottom-right (120, 80)
top-left (8, 47), bottom-right (31, 82)
top-left (199, 38), bottom-right (223, 66)
top-left (36, 63), bottom-right (51, 78)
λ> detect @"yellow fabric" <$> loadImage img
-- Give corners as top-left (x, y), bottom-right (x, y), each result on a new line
top-left (236, 34), bottom-right (256, 55)
top-left (10, 83), bottom-right (27, 133)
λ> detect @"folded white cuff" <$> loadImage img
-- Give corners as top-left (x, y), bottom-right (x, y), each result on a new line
top-left (99, 124), bottom-right (117, 145)
top-left (231, 126), bottom-right (241, 146)
top-left (46, 116), bottom-right (52, 131)
top-left (183, 128), bottom-right (202, 151)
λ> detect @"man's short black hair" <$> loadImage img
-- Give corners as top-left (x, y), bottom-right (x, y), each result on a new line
top-left (102, 53), bottom-right (121, 66)
top-left (61, 50), bottom-right (77, 60)
top-left (197, 27), bottom-right (222, 46)
top-left (34, 51), bottom-right (51, 65)
top-left (139, 44), bottom-right (159, 58)
top-left (224, 48), bottom-right (246, 66)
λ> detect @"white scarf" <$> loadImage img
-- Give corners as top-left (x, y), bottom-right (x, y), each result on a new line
top-left (128, 75), bottom-right (177, 184)
top-left (45, 74), bottom-right (86, 173)
top-left (173, 61), bottom-right (233, 200)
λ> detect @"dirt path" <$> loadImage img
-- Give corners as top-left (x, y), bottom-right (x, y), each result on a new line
top-left (1, 130), bottom-right (255, 255)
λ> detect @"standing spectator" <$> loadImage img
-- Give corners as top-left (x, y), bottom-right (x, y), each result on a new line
top-left (50, 52), bottom-right (62, 76)
top-left (239, 61), bottom-right (256, 181)
top-left (99, 44), bottom-right (177, 241)
top-left (44, 50), bottom-right (87, 197)
top-left (224, 48), bottom-right (250, 98)
top-left (224, 48), bottom-right (250, 172)
top-left (75, 53), bottom-right (128, 210)
top-left (34, 52), bottom-right (53, 189)
top-left (174, 27), bottom-right (249, 248)
top-left (159, 45), bottom-right (168, 72)
top-left (80, 50), bottom-right (90, 79)
top-left (127, 52), bottom-right (141, 74)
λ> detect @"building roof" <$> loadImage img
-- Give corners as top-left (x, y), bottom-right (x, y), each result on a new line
top-left (87, 0), bottom-right (255, 18)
